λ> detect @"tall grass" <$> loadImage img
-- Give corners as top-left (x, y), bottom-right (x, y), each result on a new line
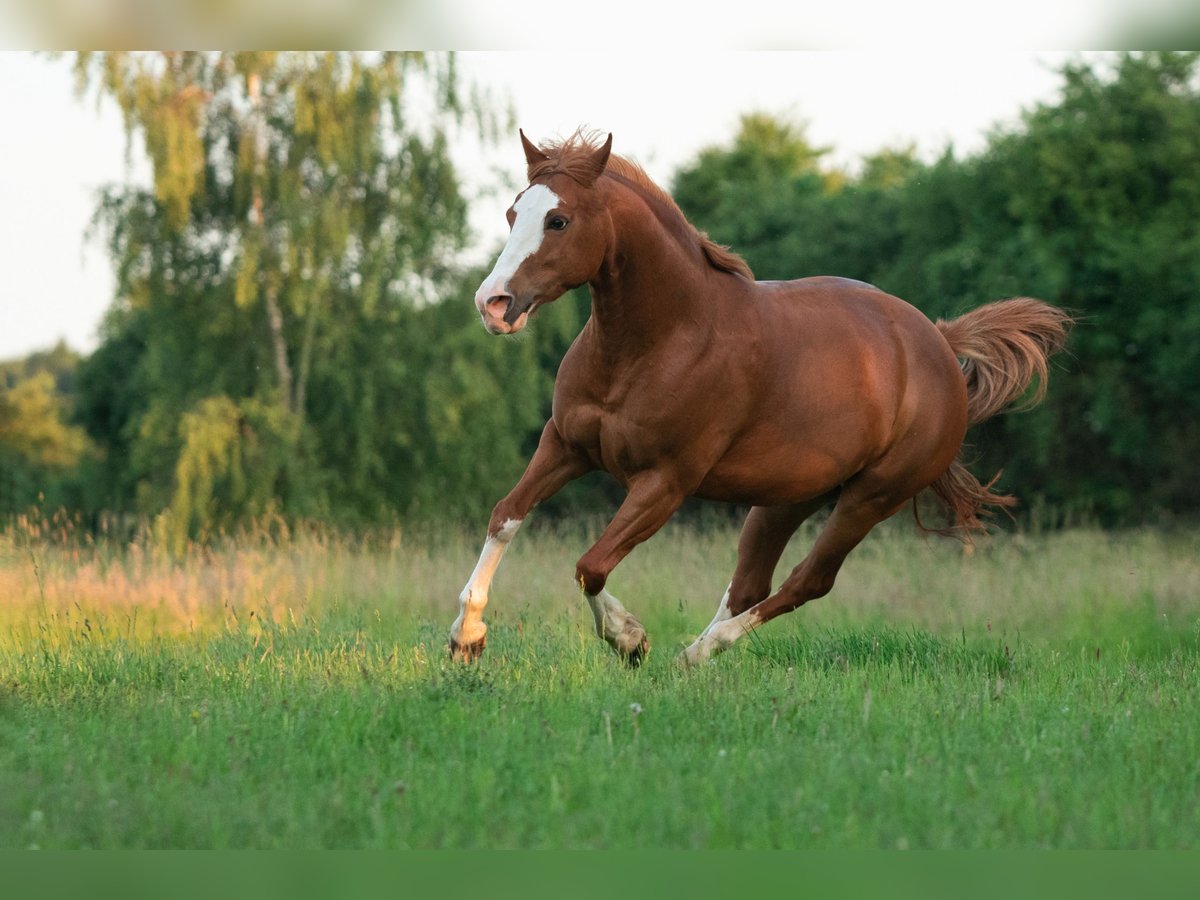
top-left (2, 513), bottom-right (1198, 848)
top-left (4, 512), bottom-right (1195, 653)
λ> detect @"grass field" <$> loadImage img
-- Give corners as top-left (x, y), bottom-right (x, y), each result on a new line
top-left (1, 515), bottom-right (1198, 848)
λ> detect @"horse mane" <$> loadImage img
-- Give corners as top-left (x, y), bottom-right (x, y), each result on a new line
top-left (527, 130), bottom-right (754, 282)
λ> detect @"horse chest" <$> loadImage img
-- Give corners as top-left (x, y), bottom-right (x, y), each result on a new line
top-left (555, 398), bottom-right (669, 478)
top-left (553, 340), bottom-right (722, 478)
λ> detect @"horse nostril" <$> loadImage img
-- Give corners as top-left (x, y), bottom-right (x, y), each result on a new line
top-left (485, 294), bottom-right (513, 318)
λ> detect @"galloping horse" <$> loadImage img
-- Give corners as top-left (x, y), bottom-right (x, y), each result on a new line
top-left (449, 129), bottom-right (1071, 666)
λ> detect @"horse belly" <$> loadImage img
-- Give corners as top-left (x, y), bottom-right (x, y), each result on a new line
top-left (694, 440), bottom-right (856, 506)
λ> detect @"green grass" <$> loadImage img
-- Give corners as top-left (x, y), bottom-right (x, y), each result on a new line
top-left (1, 519), bottom-right (1198, 848)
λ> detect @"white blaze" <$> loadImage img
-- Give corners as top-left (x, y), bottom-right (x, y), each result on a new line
top-left (475, 184), bottom-right (561, 314)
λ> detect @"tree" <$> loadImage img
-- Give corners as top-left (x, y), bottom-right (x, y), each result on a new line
top-left (0, 362), bottom-right (90, 516)
top-left (956, 52), bottom-right (1200, 519)
top-left (0, 372), bottom-right (86, 470)
top-left (672, 113), bottom-right (834, 279)
top-left (72, 51), bottom-right (516, 532)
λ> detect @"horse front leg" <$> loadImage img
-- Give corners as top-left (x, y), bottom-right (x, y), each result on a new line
top-left (449, 420), bottom-right (591, 662)
top-left (575, 471), bottom-right (686, 666)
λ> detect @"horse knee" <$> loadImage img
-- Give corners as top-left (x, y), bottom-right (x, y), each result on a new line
top-left (487, 503), bottom-right (524, 539)
top-left (575, 557), bottom-right (607, 596)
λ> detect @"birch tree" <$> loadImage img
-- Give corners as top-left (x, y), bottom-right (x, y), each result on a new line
top-left (73, 52), bottom-right (512, 535)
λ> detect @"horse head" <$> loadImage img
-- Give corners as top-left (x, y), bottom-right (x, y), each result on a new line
top-left (474, 130), bottom-right (613, 335)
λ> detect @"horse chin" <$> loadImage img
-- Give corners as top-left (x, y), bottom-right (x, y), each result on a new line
top-left (482, 311), bottom-right (530, 335)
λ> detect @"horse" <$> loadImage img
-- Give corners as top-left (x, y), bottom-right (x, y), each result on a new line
top-left (448, 129), bottom-right (1071, 666)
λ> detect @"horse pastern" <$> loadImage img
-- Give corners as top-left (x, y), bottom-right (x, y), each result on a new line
top-left (448, 634), bottom-right (487, 663)
top-left (679, 638), bottom-right (715, 668)
top-left (606, 618), bottom-right (650, 666)
top-left (620, 633), bottom-right (651, 667)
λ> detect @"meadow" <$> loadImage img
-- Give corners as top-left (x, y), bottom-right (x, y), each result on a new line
top-left (1, 512), bottom-right (1197, 849)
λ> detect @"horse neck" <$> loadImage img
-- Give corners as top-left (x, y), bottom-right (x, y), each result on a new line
top-left (586, 181), bottom-right (722, 356)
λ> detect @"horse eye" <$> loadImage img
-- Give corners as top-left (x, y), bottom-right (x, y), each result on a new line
top-left (547, 215), bottom-right (568, 231)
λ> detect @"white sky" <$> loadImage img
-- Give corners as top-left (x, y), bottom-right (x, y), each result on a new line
top-left (0, 50), bottom-right (1108, 360)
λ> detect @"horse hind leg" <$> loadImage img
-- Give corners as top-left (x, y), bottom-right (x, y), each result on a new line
top-left (682, 484), bottom-right (908, 665)
top-left (683, 499), bottom-right (830, 664)
top-left (683, 383), bottom-right (967, 666)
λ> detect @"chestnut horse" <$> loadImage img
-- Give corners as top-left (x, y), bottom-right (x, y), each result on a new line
top-left (449, 130), bottom-right (1070, 666)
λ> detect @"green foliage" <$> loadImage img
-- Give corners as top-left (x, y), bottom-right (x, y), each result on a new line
top-left (675, 53), bottom-right (1200, 523)
top-left (0, 345), bottom-right (91, 515)
top-left (0, 373), bottom-right (85, 469)
top-left (672, 113), bottom-right (834, 279)
top-left (961, 52), bottom-right (1200, 520)
top-left (156, 395), bottom-right (304, 554)
top-left (68, 51), bottom-right (522, 535)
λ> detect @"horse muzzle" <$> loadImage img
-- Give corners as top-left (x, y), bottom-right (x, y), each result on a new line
top-left (479, 292), bottom-right (535, 334)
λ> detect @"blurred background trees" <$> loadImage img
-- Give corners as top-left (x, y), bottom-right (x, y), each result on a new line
top-left (0, 343), bottom-right (90, 515)
top-left (56, 51), bottom-right (557, 543)
top-left (3, 50), bottom-right (1199, 537)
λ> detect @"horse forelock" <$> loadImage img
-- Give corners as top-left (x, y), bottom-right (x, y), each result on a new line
top-left (526, 128), bottom-right (610, 186)
top-left (527, 130), bottom-right (754, 282)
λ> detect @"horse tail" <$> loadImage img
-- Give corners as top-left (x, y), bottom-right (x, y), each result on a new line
top-left (918, 298), bottom-right (1073, 537)
top-left (935, 297), bottom-right (1072, 426)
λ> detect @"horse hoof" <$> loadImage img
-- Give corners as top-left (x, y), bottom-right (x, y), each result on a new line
top-left (678, 639), bottom-right (714, 668)
top-left (448, 635), bottom-right (486, 663)
top-left (619, 633), bottom-right (651, 668)
top-left (677, 647), bottom-right (702, 668)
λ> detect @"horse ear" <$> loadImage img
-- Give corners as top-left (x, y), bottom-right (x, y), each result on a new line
top-left (577, 132), bottom-right (613, 187)
top-left (520, 129), bottom-right (549, 169)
